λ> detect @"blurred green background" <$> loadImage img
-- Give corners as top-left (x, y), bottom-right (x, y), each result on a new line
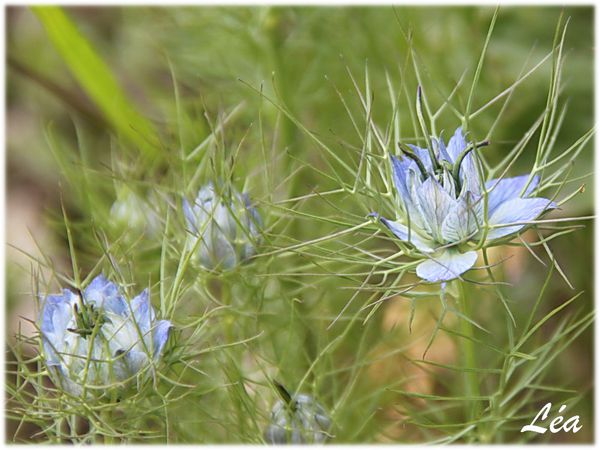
top-left (6, 5), bottom-right (593, 443)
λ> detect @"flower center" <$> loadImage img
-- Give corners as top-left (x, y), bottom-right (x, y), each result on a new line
top-left (399, 139), bottom-right (488, 194)
top-left (67, 294), bottom-right (107, 338)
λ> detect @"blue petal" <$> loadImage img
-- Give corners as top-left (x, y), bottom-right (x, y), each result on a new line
top-left (40, 291), bottom-right (72, 335)
top-left (241, 201), bottom-right (262, 256)
top-left (211, 202), bottom-right (237, 238)
top-left (240, 242), bottom-right (258, 261)
top-left (84, 274), bottom-right (127, 315)
top-left (152, 320), bottom-right (172, 358)
top-left (444, 127), bottom-right (482, 194)
top-left (39, 291), bottom-right (76, 365)
top-left (242, 193), bottom-right (263, 232)
top-left (390, 156), bottom-right (427, 228)
top-left (458, 155), bottom-right (481, 195)
top-left (379, 216), bottom-right (434, 252)
top-left (407, 144), bottom-right (434, 173)
top-left (414, 177), bottom-right (454, 242)
top-left (215, 239), bottom-right (238, 269)
top-left (264, 424), bottom-right (288, 444)
top-left (441, 193), bottom-right (483, 243)
top-left (390, 155), bottom-right (412, 202)
top-left (196, 181), bottom-right (216, 201)
top-left (185, 183), bottom-right (219, 235)
top-left (198, 230), bottom-right (238, 269)
top-left (485, 175), bottom-right (539, 215)
top-left (240, 197), bottom-right (262, 261)
top-left (130, 289), bottom-right (155, 333)
top-left (53, 366), bottom-right (83, 396)
top-left (416, 250), bottom-right (478, 282)
top-left (84, 274), bottom-right (112, 295)
top-left (434, 135), bottom-right (452, 163)
top-left (125, 350), bottom-right (149, 374)
top-left (445, 127), bottom-right (466, 162)
top-left (486, 197), bottom-right (556, 240)
top-left (182, 198), bottom-right (198, 233)
top-left (440, 170), bottom-right (457, 198)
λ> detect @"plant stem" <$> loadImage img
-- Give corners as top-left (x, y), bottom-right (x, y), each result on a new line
top-left (220, 280), bottom-right (234, 345)
top-left (101, 408), bottom-right (114, 444)
top-left (455, 280), bottom-right (482, 428)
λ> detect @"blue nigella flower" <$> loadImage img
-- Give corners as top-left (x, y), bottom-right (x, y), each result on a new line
top-left (375, 127), bottom-right (556, 283)
top-left (39, 274), bottom-right (172, 397)
top-left (264, 392), bottom-right (332, 444)
top-left (183, 182), bottom-right (262, 270)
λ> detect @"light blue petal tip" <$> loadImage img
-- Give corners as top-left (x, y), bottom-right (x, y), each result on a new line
top-left (416, 250), bottom-right (478, 282)
top-left (379, 216), bottom-right (434, 253)
top-left (83, 273), bottom-right (113, 298)
top-left (131, 288), bottom-right (154, 332)
top-left (487, 197), bottom-right (555, 240)
top-left (182, 197), bottom-right (197, 231)
top-left (485, 175), bottom-right (541, 214)
top-left (83, 274), bottom-right (128, 315)
top-left (152, 320), bottom-right (172, 358)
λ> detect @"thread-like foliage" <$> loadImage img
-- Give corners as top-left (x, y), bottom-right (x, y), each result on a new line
top-left (6, 6), bottom-right (593, 444)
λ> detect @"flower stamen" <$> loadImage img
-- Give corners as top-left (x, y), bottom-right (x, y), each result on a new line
top-left (452, 140), bottom-right (489, 189)
top-left (398, 143), bottom-right (428, 179)
top-left (67, 302), bottom-right (106, 338)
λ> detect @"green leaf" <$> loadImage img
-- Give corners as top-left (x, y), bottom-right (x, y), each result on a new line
top-left (509, 351), bottom-right (537, 361)
top-left (32, 6), bottom-right (160, 159)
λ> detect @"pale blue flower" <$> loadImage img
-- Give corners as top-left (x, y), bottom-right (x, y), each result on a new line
top-left (183, 182), bottom-right (262, 270)
top-left (264, 393), bottom-right (331, 444)
top-left (39, 274), bottom-right (171, 396)
top-left (376, 127), bottom-right (556, 283)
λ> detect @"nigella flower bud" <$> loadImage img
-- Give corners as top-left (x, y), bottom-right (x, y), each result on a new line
top-left (110, 187), bottom-right (160, 236)
top-left (264, 391), bottom-right (332, 444)
top-left (375, 126), bottom-right (556, 283)
top-left (38, 274), bottom-right (172, 397)
top-left (183, 182), bottom-right (262, 270)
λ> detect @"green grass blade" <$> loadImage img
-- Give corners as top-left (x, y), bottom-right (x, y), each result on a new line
top-left (32, 6), bottom-right (160, 159)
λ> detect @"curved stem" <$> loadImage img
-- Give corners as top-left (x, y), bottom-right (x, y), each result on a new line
top-left (451, 140), bottom-right (489, 190)
top-left (399, 143), bottom-right (428, 179)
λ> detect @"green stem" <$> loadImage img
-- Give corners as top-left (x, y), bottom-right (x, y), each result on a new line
top-left (101, 408), bottom-right (114, 444)
top-left (265, 8), bottom-right (297, 157)
top-left (455, 280), bottom-right (481, 429)
top-left (221, 280), bottom-right (234, 345)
